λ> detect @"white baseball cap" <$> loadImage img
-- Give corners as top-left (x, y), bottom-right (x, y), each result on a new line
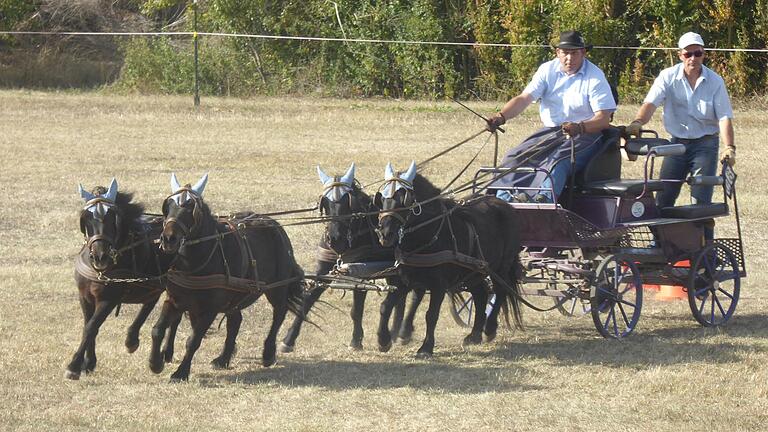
top-left (678, 32), bottom-right (705, 49)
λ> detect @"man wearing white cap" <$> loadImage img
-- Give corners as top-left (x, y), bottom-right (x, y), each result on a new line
top-left (626, 31), bottom-right (735, 238)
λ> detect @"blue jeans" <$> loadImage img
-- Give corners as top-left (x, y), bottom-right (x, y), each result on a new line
top-left (656, 134), bottom-right (719, 239)
top-left (496, 134), bottom-right (604, 202)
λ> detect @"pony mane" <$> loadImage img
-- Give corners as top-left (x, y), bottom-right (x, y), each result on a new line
top-left (114, 191), bottom-right (145, 223)
top-left (413, 174), bottom-right (443, 202)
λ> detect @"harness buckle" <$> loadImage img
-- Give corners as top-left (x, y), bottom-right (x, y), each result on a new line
top-left (398, 226), bottom-right (405, 243)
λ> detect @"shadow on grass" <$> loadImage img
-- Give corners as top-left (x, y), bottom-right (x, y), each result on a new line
top-left (197, 358), bottom-right (542, 393)
top-left (484, 312), bottom-right (768, 367)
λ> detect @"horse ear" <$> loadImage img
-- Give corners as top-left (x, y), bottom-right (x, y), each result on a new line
top-left (340, 163), bottom-right (355, 185)
top-left (192, 172), bottom-right (209, 196)
top-left (104, 178), bottom-right (118, 202)
top-left (384, 162), bottom-right (395, 180)
top-left (78, 183), bottom-right (95, 202)
top-left (171, 173), bottom-right (181, 192)
top-left (373, 192), bottom-right (383, 209)
top-left (317, 165), bottom-right (331, 185)
top-left (402, 161), bottom-right (417, 183)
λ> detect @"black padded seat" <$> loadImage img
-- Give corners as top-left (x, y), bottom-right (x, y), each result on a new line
top-left (576, 127), bottom-right (623, 185)
top-left (579, 179), bottom-right (666, 197)
top-left (660, 203), bottom-right (728, 219)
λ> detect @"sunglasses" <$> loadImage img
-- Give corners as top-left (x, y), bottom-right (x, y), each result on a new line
top-left (682, 50), bottom-right (704, 58)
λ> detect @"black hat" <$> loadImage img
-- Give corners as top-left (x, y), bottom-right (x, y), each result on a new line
top-left (555, 30), bottom-right (592, 50)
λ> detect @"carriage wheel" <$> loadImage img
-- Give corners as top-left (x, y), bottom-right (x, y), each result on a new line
top-left (687, 243), bottom-right (740, 327)
top-left (449, 291), bottom-right (496, 328)
top-left (555, 284), bottom-right (591, 317)
top-left (449, 291), bottom-right (474, 328)
top-left (590, 255), bottom-right (643, 339)
top-left (556, 249), bottom-right (591, 316)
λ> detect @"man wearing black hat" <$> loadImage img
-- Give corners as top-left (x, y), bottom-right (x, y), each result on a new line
top-left (487, 30), bottom-right (616, 203)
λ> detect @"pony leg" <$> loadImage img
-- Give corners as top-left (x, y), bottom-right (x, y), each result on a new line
top-left (389, 292), bottom-right (406, 342)
top-left (149, 299), bottom-right (181, 374)
top-left (397, 288), bottom-right (423, 345)
top-left (463, 286), bottom-right (487, 346)
top-left (280, 286), bottom-right (325, 353)
top-left (263, 296), bottom-right (289, 368)
top-left (211, 311), bottom-right (242, 369)
top-left (416, 290), bottom-right (446, 359)
top-left (65, 298), bottom-right (116, 380)
top-left (349, 290), bottom-right (367, 350)
top-left (162, 312), bottom-right (183, 363)
top-left (377, 286), bottom-right (408, 352)
top-left (125, 299), bottom-right (158, 353)
top-left (170, 310), bottom-right (217, 382)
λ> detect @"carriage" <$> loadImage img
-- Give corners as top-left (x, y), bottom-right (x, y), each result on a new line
top-left (457, 127), bottom-right (746, 338)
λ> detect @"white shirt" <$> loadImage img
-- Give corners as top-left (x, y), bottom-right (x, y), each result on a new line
top-left (523, 58), bottom-right (616, 127)
top-left (644, 63), bottom-right (733, 139)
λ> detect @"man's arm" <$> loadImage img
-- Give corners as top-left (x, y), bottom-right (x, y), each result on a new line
top-left (720, 117), bottom-right (734, 148)
top-left (581, 109), bottom-right (613, 134)
top-left (498, 93), bottom-right (534, 121)
top-left (633, 102), bottom-right (658, 125)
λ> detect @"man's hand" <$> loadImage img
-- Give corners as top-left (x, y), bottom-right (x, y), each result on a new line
top-left (721, 145), bottom-right (736, 167)
top-left (486, 112), bottom-right (506, 133)
top-left (625, 120), bottom-right (643, 137)
top-left (561, 121), bottom-right (583, 137)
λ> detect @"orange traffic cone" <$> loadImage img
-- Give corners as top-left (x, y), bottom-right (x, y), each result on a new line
top-left (653, 260), bottom-right (691, 301)
top-left (655, 284), bottom-right (687, 301)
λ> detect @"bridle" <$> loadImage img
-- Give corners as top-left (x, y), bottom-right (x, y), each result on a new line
top-left (162, 187), bottom-right (204, 242)
top-left (319, 179), bottom-right (376, 250)
top-left (377, 177), bottom-right (419, 227)
top-left (81, 197), bottom-right (121, 265)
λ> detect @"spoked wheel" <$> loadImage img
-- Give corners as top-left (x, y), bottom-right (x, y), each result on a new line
top-left (590, 255), bottom-right (643, 339)
top-left (449, 291), bottom-right (474, 328)
top-left (687, 243), bottom-right (740, 327)
top-left (449, 291), bottom-right (496, 328)
top-left (555, 283), bottom-right (591, 317)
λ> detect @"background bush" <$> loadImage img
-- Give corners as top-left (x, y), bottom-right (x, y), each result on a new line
top-left (2, 0), bottom-right (767, 100)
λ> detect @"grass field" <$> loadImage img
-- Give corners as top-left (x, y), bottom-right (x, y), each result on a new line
top-left (1, 90), bottom-right (767, 431)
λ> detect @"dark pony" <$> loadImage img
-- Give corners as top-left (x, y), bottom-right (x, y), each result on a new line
top-left (66, 184), bottom-right (178, 380)
top-left (376, 171), bottom-right (523, 358)
top-left (280, 166), bottom-right (422, 352)
top-left (152, 176), bottom-right (303, 381)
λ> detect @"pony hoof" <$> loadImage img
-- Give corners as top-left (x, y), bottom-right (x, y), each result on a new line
top-left (378, 341), bottom-right (392, 353)
top-left (348, 340), bottom-right (364, 351)
top-left (149, 358), bottom-right (165, 374)
top-left (484, 332), bottom-right (497, 343)
top-left (210, 357), bottom-right (230, 370)
top-left (396, 335), bottom-right (412, 346)
top-left (462, 334), bottom-right (483, 346)
top-left (415, 351), bottom-right (433, 359)
top-left (163, 351), bottom-right (174, 363)
top-left (278, 342), bottom-right (294, 354)
top-left (262, 356), bottom-right (277, 368)
top-left (64, 369), bottom-right (81, 380)
top-left (169, 374), bottom-right (188, 383)
top-left (125, 342), bottom-right (139, 354)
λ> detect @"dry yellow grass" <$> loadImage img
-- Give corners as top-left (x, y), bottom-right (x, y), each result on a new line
top-left (0, 90), bottom-right (767, 431)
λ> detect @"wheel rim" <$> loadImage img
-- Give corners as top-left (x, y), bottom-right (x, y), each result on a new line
top-left (590, 256), bottom-right (643, 339)
top-left (687, 243), bottom-right (740, 326)
top-left (555, 283), bottom-right (591, 317)
top-left (450, 291), bottom-right (474, 328)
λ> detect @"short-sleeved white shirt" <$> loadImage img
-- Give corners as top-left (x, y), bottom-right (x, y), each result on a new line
top-left (523, 58), bottom-right (616, 127)
top-left (644, 63), bottom-right (733, 139)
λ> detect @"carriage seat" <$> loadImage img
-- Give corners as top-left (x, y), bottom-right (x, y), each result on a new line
top-left (660, 203), bottom-right (728, 219)
top-left (579, 179), bottom-right (666, 197)
top-left (574, 129), bottom-right (671, 197)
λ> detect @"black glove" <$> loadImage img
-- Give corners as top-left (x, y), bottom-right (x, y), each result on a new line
top-left (486, 113), bottom-right (506, 133)
top-left (561, 121), bottom-right (584, 137)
